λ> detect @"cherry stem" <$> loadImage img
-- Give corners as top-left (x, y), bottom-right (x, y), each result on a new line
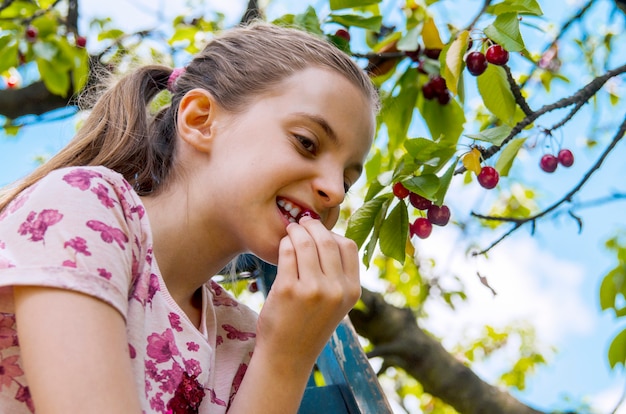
top-left (471, 113), bottom-right (626, 255)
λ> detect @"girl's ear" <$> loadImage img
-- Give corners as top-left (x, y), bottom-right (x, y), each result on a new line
top-left (177, 88), bottom-right (219, 154)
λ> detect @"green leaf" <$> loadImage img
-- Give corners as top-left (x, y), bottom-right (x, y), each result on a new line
top-left (379, 200), bottom-right (409, 263)
top-left (495, 137), bottom-right (526, 176)
top-left (346, 194), bottom-right (392, 248)
top-left (36, 58), bottom-right (70, 97)
top-left (294, 6), bottom-right (323, 35)
top-left (404, 137), bottom-right (439, 161)
top-left (600, 267), bottom-right (626, 311)
top-left (363, 196), bottom-right (391, 266)
top-left (488, 0), bottom-right (543, 16)
top-left (0, 36), bottom-right (18, 73)
top-left (403, 174), bottom-right (440, 198)
top-left (0, 0), bottom-right (37, 18)
top-left (329, 14), bottom-right (382, 31)
top-left (384, 68), bottom-right (419, 151)
top-left (477, 64), bottom-right (517, 125)
top-left (465, 125), bottom-right (513, 146)
top-left (97, 28), bottom-right (125, 41)
top-left (442, 30), bottom-right (469, 96)
top-left (364, 179), bottom-right (385, 202)
top-left (396, 25), bottom-right (421, 52)
top-left (418, 93), bottom-right (465, 147)
top-left (72, 47), bottom-right (89, 92)
top-left (330, 0), bottom-right (382, 11)
top-left (483, 13), bottom-right (525, 52)
top-left (433, 159), bottom-right (457, 206)
top-left (608, 328), bottom-right (626, 369)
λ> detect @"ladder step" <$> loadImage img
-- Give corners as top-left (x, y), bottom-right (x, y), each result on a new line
top-left (299, 385), bottom-right (350, 414)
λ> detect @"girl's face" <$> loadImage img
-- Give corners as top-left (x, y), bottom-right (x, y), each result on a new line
top-left (196, 67), bottom-right (375, 264)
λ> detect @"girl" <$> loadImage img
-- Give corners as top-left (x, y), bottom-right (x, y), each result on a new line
top-left (0, 22), bottom-right (378, 413)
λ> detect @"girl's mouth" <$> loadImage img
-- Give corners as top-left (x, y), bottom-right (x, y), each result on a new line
top-left (277, 198), bottom-right (320, 223)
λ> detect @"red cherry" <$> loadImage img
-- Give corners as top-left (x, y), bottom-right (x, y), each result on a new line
top-left (410, 217), bottom-right (432, 239)
top-left (430, 76), bottom-right (447, 95)
top-left (422, 82), bottom-right (436, 100)
top-left (404, 45), bottom-right (421, 62)
top-left (392, 182), bottom-right (410, 199)
top-left (76, 36), bottom-right (87, 48)
top-left (558, 149), bottom-right (574, 167)
top-left (437, 91), bottom-right (451, 105)
top-left (5, 76), bottom-right (19, 89)
top-left (335, 29), bottom-right (350, 42)
top-left (477, 166), bottom-right (499, 189)
top-left (485, 44), bottom-right (509, 65)
top-left (25, 26), bottom-right (38, 42)
top-left (427, 204), bottom-right (450, 226)
top-left (409, 192), bottom-right (432, 210)
top-left (540, 154), bottom-right (558, 173)
top-left (465, 51), bottom-right (488, 76)
top-left (248, 281), bottom-right (259, 293)
top-left (424, 48), bottom-right (441, 59)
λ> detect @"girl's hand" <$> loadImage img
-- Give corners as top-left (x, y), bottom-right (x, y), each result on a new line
top-left (255, 215), bottom-right (362, 369)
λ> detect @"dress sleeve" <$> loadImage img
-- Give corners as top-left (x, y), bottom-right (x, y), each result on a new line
top-left (0, 166), bottom-right (147, 319)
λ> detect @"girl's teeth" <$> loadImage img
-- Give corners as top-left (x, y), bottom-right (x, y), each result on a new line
top-left (277, 199), bottom-right (286, 208)
top-left (289, 206), bottom-right (301, 217)
top-left (285, 202), bottom-right (293, 210)
top-left (288, 217), bottom-right (296, 223)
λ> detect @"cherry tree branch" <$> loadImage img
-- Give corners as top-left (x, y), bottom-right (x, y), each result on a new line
top-left (455, 62), bottom-right (626, 175)
top-left (471, 113), bottom-right (626, 255)
top-left (463, 0), bottom-right (493, 33)
top-left (504, 65), bottom-right (533, 116)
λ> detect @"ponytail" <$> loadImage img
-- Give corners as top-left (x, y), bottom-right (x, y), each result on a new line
top-left (0, 65), bottom-right (178, 211)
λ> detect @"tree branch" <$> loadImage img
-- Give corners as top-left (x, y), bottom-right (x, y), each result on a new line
top-left (455, 62), bottom-right (626, 175)
top-left (504, 65), bottom-right (533, 116)
top-left (463, 0), bottom-right (492, 32)
top-left (350, 288), bottom-right (545, 414)
top-left (471, 113), bottom-right (626, 255)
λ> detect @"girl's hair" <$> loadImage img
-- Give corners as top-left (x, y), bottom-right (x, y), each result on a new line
top-left (0, 22), bottom-right (378, 211)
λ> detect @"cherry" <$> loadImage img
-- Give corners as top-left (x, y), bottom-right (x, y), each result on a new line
top-left (485, 44), bottom-right (509, 65)
top-left (477, 166), bottom-right (499, 189)
top-left (422, 82), bottom-right (436, 100)
top-left (410, 217), bottom-right (432, 239)
top-left (558, 149), bottom-right (574, 167)
top-left (392, 182), bottom-right (410, 199)
top-left (424, 48), bottom-right (441, 59)
top-left (427, 204), bottom-right (450, 226)
top-left (76, 36), bottom-right (87, 48)
top-left (409, 192), bottom-right (432, 210)
top-left (465, 51), bottom-right (488, 76)
top-left (437, 91), bottom-right (451, 105)
top-left (5, 76), bottom-right (18, 89)
top-left (248, 280), bottom-right (259, 293)
top-left (25, 26), bottom-right (38, 42)
top-left (540, 154), bottom-right (558, 173)
top-left (335, 29), bottom-right (350, 42)
top-left (429, 75), bottom-right (447, 95)
top-left (405, 45), bottom-right (421, 62)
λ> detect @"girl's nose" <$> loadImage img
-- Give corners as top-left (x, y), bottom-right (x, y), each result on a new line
top-left (313, 171), bottom-right (346, 208)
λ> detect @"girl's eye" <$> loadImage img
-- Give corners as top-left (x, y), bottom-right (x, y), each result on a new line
top-left (295, 135), bottom-right (317, 154)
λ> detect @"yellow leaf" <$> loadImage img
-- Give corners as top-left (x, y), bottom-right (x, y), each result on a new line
top-left (443, 30), bottom-right (469, 96)
top-left (406, 236), bottom-right (415, 258)
top-left (462, 148), bottom-right (482, 175)
top-left (422, 18), bottom-right (445, 50)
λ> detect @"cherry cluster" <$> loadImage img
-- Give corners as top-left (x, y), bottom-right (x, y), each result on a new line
top-left (466, 44), bottom-right (509, 76)
top-left (393, 182), bottom-right (451, 239)
top-left (422, 75), bottom-right (451, 105)
top-left (540, 149), bottom-right (574, 173)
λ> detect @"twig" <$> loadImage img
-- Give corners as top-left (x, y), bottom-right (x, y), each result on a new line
top-left (463, 0), bottom-right (492, 32)
top-left (471, 113), bottom-right (626, 255)
top-left (352, 51), bottom-right (407, 60)
top-left (610, 380), bottom-right (626, 414)
top-left (504, 65), bottom-right (533, 116)
top-left (456, 62), bottom-right (626, 175)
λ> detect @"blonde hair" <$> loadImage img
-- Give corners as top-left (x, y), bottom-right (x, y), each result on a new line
top-left (0, 22), bottom-right (378, 210)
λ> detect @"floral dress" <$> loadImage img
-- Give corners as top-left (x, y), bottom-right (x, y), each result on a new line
top-left (0, 166), bottom-right (258, 413)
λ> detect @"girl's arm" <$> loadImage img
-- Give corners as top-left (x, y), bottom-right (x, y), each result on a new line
top-left (228, 216), bottom-right (362, 413)
top-left (14, 286), bottom-right (142, 414)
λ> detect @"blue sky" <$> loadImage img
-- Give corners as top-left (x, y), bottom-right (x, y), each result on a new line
top-left (1, 0), bottom-right (625, 412)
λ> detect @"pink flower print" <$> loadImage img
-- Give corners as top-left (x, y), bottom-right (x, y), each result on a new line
top-left (64, 236), bottom-right (91, 256)
top-left (0, 314), bottom-right (17, 348)
top-left (0, 186), bottom-right (33, 222)
top-left (160, 362), bottom-right (184, 394)
top-left (186, 342), bottom-right (199, 352)
top-left (62, 260), bottom-right (76, 268)
top-left (207, 388), bottom-right (226, 407)
top-left (145, 360), bottom-right (160, 381)
top-left (222, 324), bottom-right (256, 342)
top-left (91, 183), bottom-right (117, 208)
top-left (216, 335), bottom-right (223, 346)
top-left (146, 329), bottom-right (180, 363)
top-left (18, 209), bottom-right (63, 242)
top-left (167, 372), bottom-right (207, 413)
top-left (86, 220), bottom-right (129, 249)
top-left (0, 354), bottom-right (24, 391)
top-left (128, 343), bottom-right (136, 359)
top-left (150, 392), bottom-right (166, 412)
top-left (62, 168), bottom-right (103, 191)
top-left (169, 313), bottom-right (183, 332)
top-left (209, 280), bottom-right (239, 306)
top-left (15, 385), bottom-right (34, 413)
top-left (0, 254), bottom-right (15, 269)
top-left (229, 363), bottom-right (248, 406)
top-left (183, 358), bottom-right (201, 377)
top-left (98, 268), bottom-right (112, 280)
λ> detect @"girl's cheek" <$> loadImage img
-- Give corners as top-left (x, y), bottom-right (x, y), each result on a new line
top-left (324, 208), bottom-right (340, 230)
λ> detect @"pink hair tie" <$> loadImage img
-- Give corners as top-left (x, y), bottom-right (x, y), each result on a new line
top-left (167, 67), bottom-right (186, 93)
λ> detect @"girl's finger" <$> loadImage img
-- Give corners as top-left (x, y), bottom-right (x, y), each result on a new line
top-left (296, 217), bottom-right (343, 277)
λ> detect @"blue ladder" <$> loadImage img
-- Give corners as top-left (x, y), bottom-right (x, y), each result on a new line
top-left (244, 258), bottom-right (394, 414)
